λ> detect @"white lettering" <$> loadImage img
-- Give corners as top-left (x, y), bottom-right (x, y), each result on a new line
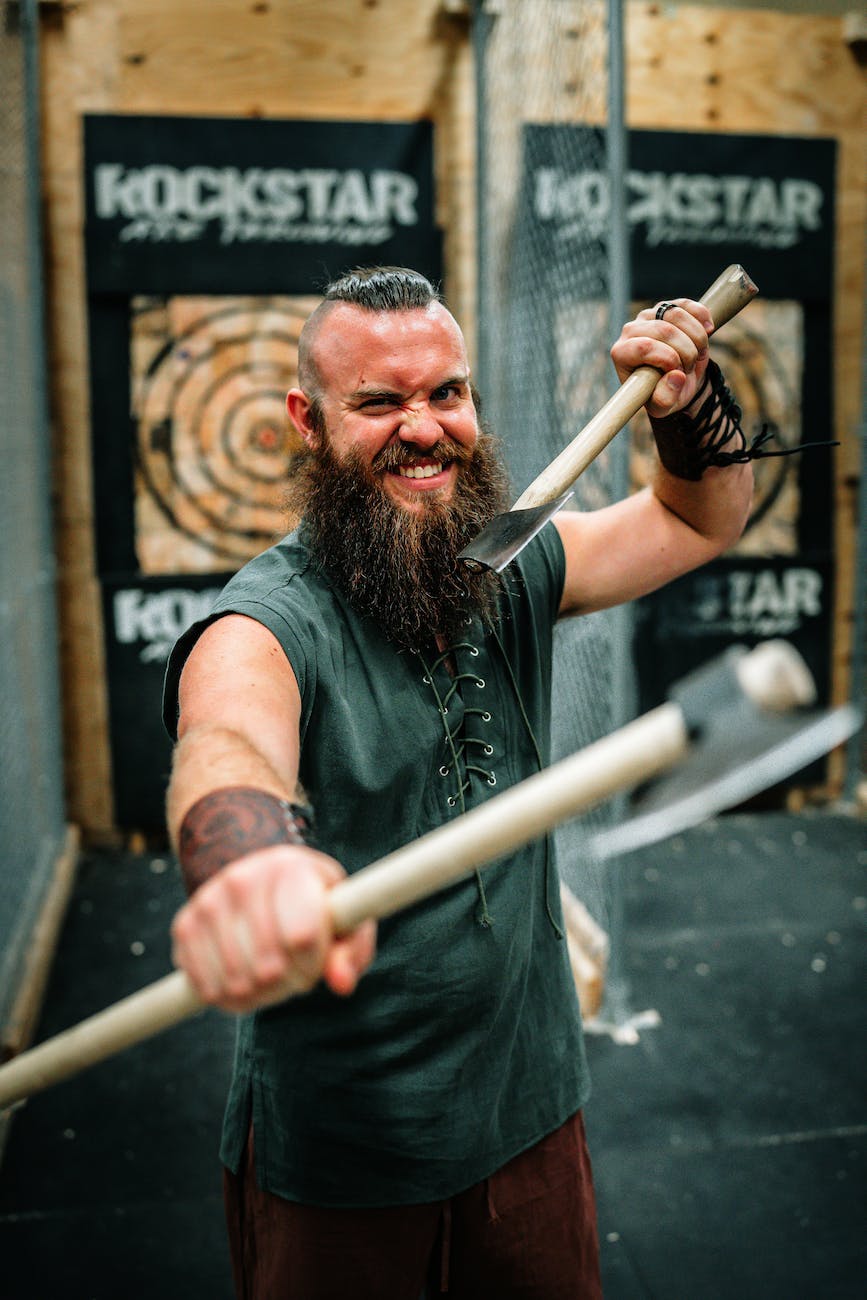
top-left (748, 569), bottom-right (787, 619)
top-left (682, 174), bottom-right (721, 227)
top-left (726, 568), bottom-right (822, 631)
top-left (721, 176), bottom-right (752, 226)
top-left (261, 169), bottom-right (305, 220)
top-left (744, 177), bottom-right (782, 227)
top-left (534, 167), bottom-right (608, 227)
top-left (114, 588), bottom-right (221, 648)
top-left (627, 171), bottom-right (664, 227)
top-left (92, 162), bottom-right (421, 244)
top-left (184, 166), bottom-right (224, 220)
top-left (780, 179), bottom-right (822, 231)
top-left (331, 170), bottom-right (374, 224)
top-left (531, 161), bottom-right (825, 249)
top-left (302, 169), bottom-right (338, 222)
top-left (95, 164), bottom-right (131, 218)
top-left (142, 166), bottom-right (182, 218)
top-left (370, 170), bottom-right (418, 224)
top-left (223, 167), bottom-right (266, 218)
top-left (783, 567), bottom-right (822, 617)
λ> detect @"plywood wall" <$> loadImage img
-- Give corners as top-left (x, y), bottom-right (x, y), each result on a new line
top-left (38, 1), bottom-right (865, 835)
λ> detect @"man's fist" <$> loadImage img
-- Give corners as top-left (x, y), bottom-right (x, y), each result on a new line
top-left (170, 844), bottom-right (376, 1013)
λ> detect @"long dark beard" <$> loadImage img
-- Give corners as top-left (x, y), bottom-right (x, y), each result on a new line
top-left (285, 430), bottom-right (511, 651)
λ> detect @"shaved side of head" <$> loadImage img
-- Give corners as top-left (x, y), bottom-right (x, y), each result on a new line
top-left (296, 266), bottom-right (444, 422)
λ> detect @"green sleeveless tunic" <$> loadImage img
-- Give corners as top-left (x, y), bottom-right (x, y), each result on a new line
top-left (163, 526), bottom-right (590, 1207)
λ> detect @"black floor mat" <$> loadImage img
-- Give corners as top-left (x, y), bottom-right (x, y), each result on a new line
top-left (0, 809), bottom-right (864, 1299)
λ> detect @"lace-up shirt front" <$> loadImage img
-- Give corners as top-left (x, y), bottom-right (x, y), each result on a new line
top-left (164, 526), bottom-right (590, 1207)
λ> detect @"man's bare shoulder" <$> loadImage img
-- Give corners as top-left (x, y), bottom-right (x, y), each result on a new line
top-left (194, 611), bottom-right (287, 656)
top-left (184, 614), bottom-right (294, 690)
top-left (178, 614), bottom-right (300, 736)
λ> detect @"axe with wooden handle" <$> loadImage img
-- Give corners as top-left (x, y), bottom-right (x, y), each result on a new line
top-left (458, 263), bottom-right (758, 573)
top-left (0, 640), bottom-right (857, 1112)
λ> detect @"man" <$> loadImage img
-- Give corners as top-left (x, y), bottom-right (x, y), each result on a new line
top-left (163, 266), bottom-right (754, 1298)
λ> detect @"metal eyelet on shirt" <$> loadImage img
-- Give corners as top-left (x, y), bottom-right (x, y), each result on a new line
top-left (487, 773), bottom-right (497, 787)
top-left (439, 765), bottom-right (450, 777)
top-left (475, 678), bottom-right (485, 689)
top-left (422, 674), bottom-right (431, 684)
top-left (447, 795), bottom-right (457, 807)
top-left (481, 711), bottom-right (491, 722)
top-left (483, 745), bottom-right (493, 756)
top-left (468, 646), bottom-right (479, 657)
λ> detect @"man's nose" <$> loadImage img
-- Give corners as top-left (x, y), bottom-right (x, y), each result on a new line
top-left (397, 406), bottom-right (441, 448)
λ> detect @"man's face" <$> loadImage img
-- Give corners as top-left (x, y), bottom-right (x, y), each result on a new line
top-left (293, 302), bottom-right (480, 515)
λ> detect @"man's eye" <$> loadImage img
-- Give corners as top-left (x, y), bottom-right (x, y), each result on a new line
top-left (360, 397), bottom-right (396, 412)
top-left (433, 385), bottom-right (461, 402)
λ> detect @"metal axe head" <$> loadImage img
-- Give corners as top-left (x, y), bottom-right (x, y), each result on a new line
top-left (586, 644), bottom-right (863, 861)
top-left (458, 491), bottom-right (574, 573)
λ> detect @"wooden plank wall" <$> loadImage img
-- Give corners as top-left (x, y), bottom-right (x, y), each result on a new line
top-left (38, 1), bottom-right (865, 836)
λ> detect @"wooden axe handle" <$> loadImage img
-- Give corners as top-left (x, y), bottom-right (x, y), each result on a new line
top-left (513, 264), bottom-right (758, 510)
top-left (0, 638), bottom-right (808, 1111)
top-left (0, 702), bottom-right (689, 1110)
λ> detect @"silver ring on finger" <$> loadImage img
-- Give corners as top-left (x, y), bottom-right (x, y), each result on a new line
top-left (655, 301), bottom-right (677, 321)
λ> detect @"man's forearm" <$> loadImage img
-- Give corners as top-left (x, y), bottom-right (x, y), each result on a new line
top-left (177, 786), bottom-right (311, 896)
top-left (649, 361), bottom-right (754, 550)
top-left (167, 724), bottom-right (306, 894)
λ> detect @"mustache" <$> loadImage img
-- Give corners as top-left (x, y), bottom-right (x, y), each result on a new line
top-left (370, 435), bottom-right (475, 475)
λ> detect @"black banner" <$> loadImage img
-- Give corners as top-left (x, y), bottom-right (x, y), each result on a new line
top-left (84, 114), bottom-right (441, 294)
top-left (522, 126), bottom-right (835, 301)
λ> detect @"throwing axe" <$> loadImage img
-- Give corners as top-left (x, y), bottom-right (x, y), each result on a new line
top-left (0, 639), bottom-right (859, 1112)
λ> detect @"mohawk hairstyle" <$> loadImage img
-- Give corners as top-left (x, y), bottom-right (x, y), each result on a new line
top-left (322, 265), bottom-right (442, 311)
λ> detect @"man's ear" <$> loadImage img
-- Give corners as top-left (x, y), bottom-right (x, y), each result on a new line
top-left (286, 388), bottom-right (318, 447)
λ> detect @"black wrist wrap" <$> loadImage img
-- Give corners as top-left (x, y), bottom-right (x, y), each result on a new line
top-left (649, 360), bottom-right (834, 481)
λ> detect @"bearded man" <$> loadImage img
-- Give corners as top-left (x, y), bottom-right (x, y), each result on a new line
top-left (163, 266), bottom-right (754, 1299)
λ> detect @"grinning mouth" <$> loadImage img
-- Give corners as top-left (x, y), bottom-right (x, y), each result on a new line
top-left (396, 461), bottom-right (452, 480)
top-left (372, 436), bottom-right (468, 480)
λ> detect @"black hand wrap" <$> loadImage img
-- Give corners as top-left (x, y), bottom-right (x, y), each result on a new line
top-left (649, 360), bottom-right (835, 481)
top-left (178, 786), bottom-right (313, 896)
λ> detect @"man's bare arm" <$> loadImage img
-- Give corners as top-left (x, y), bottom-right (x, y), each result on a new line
top-left (167, 615), bottom-right (375, 1012)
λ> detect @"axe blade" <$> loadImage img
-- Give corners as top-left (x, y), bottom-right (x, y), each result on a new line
top-left (457, 491), bottom-right (573, 573)
top-left (585, 703), bottom-right (862, 862)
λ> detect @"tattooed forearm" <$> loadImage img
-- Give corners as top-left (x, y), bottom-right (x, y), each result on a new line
top-left (177, 786), bottom-right (311, 896)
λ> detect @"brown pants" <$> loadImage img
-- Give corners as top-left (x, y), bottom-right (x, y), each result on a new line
top-left (223, 1111), bottom-right (602, 1300)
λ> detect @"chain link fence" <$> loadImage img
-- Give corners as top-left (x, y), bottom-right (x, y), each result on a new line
top-left (0, 0), bottom-right (67, 1034)
top-left (846, 251), bottom-right (867, 801)
top-left (473, 0), bottom-right (633, 939)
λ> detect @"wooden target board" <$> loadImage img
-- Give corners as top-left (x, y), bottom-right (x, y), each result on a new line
top-left (131, 294), bottom-right (320, 573)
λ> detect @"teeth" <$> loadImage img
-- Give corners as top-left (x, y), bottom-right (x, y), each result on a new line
top-left (398, 463), bottom-right (445, 479)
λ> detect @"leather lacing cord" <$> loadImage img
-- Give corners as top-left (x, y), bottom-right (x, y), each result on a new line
top-left (418, 642), bottom-right (495, 927)
top-left (649, 359), bottom-right (837, 482)
top-left (417, 627), bottom-right (564, 939)
top-left (489, 624), bottom-right (564, 941)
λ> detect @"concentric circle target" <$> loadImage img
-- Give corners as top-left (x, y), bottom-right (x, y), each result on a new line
top-left (133, 297), bottom-right (319, 572)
